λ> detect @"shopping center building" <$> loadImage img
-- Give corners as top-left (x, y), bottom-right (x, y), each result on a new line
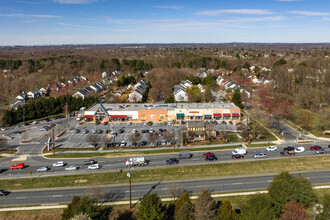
top-left (83, 102), bottom-right (241, 124)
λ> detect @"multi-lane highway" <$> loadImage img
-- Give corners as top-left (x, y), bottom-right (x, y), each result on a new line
top-left (0, 142), bottom-right (329, 178)
top-left (0, 170), bottom-right (329, 206)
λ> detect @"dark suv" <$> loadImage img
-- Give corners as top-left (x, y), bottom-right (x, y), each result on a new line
top-left (166, 158), bottom-right (179, 165)
top-left (205, 155), bottom-right (217, 161)
top-left (284, 146), bottom-right (294, 152)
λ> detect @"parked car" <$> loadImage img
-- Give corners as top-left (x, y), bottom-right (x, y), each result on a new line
top-left (105, 129), bottom-right (111, 134)
top-left (177, 151), bottom-right (192, 159)
top-left (166, 158), bottom-right (179, 165)
top-left (203, 152), bottom-right (215, 158)
top-left (266, 146), bottom-right (277, 151)
top-left (37, 166), bottom-right (49, 172)
top-left (16, 124), bottom-right (20, 128)
top-left (74, 129), bottom-right (81, 134)
top-left (13, 131), bottom-right (21, 135)
top-left (316, 148), bottom-right (327, 154)
top-left (161, 140), bottom-right (166, 145)
top-left (1, 127), bottom-right (6, 131)
top-left (294, 147), bottom-right (305, 153)
top-left (103, 122), bottom-right (108, 126)
top-left (118, 129), bottom-right (125, 134)
top-left (140, 141), bottom-right (147, 146)
top-left (5, 136), bottom-right (14, 140)
top-left (53, 161), bottom-right (65, 167)
top-left (253, 152), bottom-right (267, 159)
top-left (121, 141), bottom-right (127, 147)
top-left (232, 154), bottom-right (244, 159)
top-left (205, 155), bottom-right (217, 161)
top-left (83, 129), bottom-right (89, 134)
top-left (84, 159), bottom-right (97, 165)
top-left (111, 132), bottom-right (118, 137)
top-left (9, 163), bottom-right (24, 170)
top-left (132, 129), bottom-right (137, 134)
top-left (97, 129), bottom-right (103, 134)
top-left (127, 122), bottom-right (132, 126)
top-left (88, 164), bottom-right (100, 170)
top-left (310, 145), bottom-right (322, 151)
top-left (91, 129), bottom-right (97, 134)
top-left (0, 190), bottom-right (10, 196)
top-left (65, 165), bottom-right (78, 171)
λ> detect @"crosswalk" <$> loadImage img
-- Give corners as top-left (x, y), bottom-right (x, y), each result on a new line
top-left (283, 139), bottom-right (328, 144)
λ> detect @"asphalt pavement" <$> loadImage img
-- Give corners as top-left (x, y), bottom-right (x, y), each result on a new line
top-left (0, 170), bottom-right (329, 206)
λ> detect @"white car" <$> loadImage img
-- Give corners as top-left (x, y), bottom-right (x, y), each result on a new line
top-left (120, 141), bottom-right (127, 147)
top-left (53, 161), bottom-right (65, 167)
top-left (88, 164), bottom-right (100, 170)
top-left (1, 127), bottom-right (5, 131)
top-left (266, 146), bottom-right (277, 151)
top-left (294, 147), bottom-right (305, 153)
top-left (37, 166), bottom-right (49, 172)
top-left (127, 122), bottom-right (132, 126)
top-left (32, 121), bottom-right (38, 124)
top-left (132, 129), bottom-right (137, 133)
top-left (65, 165), bottom-right (78, 171)
top-left (5, 136), bottom-right (14, 140)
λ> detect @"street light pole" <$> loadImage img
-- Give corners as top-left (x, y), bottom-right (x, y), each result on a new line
top-left (23, 108), bottom-right (25, 126)
top-left (127, 165), bottom-right (132, 209)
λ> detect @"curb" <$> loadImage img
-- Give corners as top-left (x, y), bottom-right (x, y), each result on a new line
top-left (0, 185), bottom-right (329, 212)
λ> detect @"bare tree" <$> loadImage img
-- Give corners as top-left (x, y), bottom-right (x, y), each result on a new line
top-left (85, 134), bottom-right (101, 148)
top-left (129, 133), bottom-right (142, 146)
top-left (163, 131), bottom-right (174, 144)
top-left (102, 135), bottom-right (114, 148)
top-left (147, 132), bottom-right (159, 147)
top-left (194, 190), bottom-right (217, 220)
top-left (167, 184), bottom-right (185, 201)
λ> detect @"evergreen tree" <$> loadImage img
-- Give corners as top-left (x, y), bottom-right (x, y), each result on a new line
top-left (217, 200), bottom-right (237, 220)
top-left (174, 192), bottom-right (194, 220)
top-left (240, 193), bottom-right (277, 220)
top-left (232, 89), bottom-right (243, 108)
top-left (136, 193), bottom-right (165, 220)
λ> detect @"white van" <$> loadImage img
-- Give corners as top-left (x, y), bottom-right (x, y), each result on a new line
top-left (232, 147), bottom-right (247, 155)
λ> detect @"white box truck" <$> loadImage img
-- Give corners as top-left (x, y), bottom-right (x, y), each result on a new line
top-left (125, 157), bottom-right (148, 166)
top-left (232, 147), bottom-right (247, 155)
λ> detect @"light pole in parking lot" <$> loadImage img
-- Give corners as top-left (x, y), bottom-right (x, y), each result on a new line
top-left (23, 108), bottom-right (25, 126)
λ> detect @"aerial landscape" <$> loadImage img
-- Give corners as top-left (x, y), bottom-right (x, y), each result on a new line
top-left (0, 0), bottom-right (329, 219)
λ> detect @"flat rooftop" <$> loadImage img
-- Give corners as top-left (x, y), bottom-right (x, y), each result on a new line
top-left (87, 102), bottom-right (239, 112)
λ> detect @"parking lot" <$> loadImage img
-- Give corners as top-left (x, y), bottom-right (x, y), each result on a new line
top-left (56, 120), bottom-right (237, 148)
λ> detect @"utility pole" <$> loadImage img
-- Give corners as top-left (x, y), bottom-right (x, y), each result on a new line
top-left (23, 108), bottom-right (25, 126)
top-left (52, 128), bottom-right (55, 155)
top-left (66, 102), bottom-right (69, 130)
top-left (127, 166), bottom-right (132, 209)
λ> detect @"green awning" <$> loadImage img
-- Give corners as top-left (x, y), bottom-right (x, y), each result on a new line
top-left (176, 113), bottom-right (185, 117)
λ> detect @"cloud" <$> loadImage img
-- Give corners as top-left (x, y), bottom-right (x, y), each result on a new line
top-left (0, 13), bottom-right (60, 18)
top-left (53, 0), bottom-right (98, 4)
top-left (196, 9), bottom-right (272, 16)
top-left (289, 11), bottom-right (330, 16)
top-left (322, 17), bottom-right (330, 21)
top-left (153, 5), bottom-right (183, 10)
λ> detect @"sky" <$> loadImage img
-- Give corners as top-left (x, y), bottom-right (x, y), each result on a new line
top-left (0, 0), bottom-right (329, 45)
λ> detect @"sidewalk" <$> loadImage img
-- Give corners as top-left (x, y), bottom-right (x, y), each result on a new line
top-left (1, 185), bottom-right (329, 212)
top-left (285, 120), bottom-right (330, 141)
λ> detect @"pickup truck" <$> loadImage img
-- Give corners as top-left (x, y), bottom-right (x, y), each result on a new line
top-left (9, 163), bottom-right (24, 170)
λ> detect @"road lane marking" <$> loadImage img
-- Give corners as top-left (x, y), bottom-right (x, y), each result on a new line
top-left (266, 180), bottom-right (273, 182)
top-left (231, 182), bottom-right (243, 185)
top-left (16, 197), bottom-right (26, 199)
top-left (52, 195), bottom-right (63, 197)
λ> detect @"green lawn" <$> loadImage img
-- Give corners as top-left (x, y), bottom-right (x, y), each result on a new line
top-left (0, 150), bottom-right (17, 154)
top-left (1, 155), bottom-right (329, 190)
top-left (45, 144), bottom-right (274, 159)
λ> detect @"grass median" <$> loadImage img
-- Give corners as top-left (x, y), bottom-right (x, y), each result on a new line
top-left (44, 144), bottom-right (274, 159)
top-left (1, 155), bottom-right (330, 190)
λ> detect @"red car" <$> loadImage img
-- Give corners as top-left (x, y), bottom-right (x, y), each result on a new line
top-left (203, 152), bottom-right (215, 158)
top-left (103, 122), bottom-right (108, 125)
top-left (310, 145), bottom-right (322, 151)
top-left (232, 154), bottom-right (244, 159)
top-left (9, 163), bottom-right (24, 170)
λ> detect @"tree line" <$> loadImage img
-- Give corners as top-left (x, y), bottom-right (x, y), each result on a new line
top-left (60, 171), bottom-right (329, 220)
top-left (3, 94), bottom-right (98, 125)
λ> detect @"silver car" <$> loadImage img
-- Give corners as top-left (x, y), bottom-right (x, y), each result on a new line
top-left (37, 166), bottom-right (49, 172)
top-left (65, 165), bottom-right (78, 171)
top-left (316, 148), bottom-right (327, 154)
top-left (253, 152), bottom-right (267, 159)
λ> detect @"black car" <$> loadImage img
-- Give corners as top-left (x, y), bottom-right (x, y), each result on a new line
top-left (118, 129), bottom-right (125, 134)
top-left (140, 141), bottom-right (147, 146)
top-left (166, 158), bottom-right (179, 165)
top-left (0, 190), bottom-right (10, 196)
top-left (205, 155), bottom-right (218, 161)
top-left (284, 146), bottom-right (294, 152)
top-left (84, 159), bottom-right (97, 165)
top-left (105, 129), bottom-right (111, 134)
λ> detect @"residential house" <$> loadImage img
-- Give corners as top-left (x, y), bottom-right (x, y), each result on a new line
top-left (197, 84), bottom-right (205, 93)
top-left (174, 80), bottom-right (193, 102)
top-left (128, 79), bottom-right (148, 102)
top-left (27, 90), bottom-right (42, 99)
top-left (73, 89), bottom-right (90, 99)
top-left (10, 99), bottom-right (26, 110)
top-left (16, 93), bottom-right (28, 101)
